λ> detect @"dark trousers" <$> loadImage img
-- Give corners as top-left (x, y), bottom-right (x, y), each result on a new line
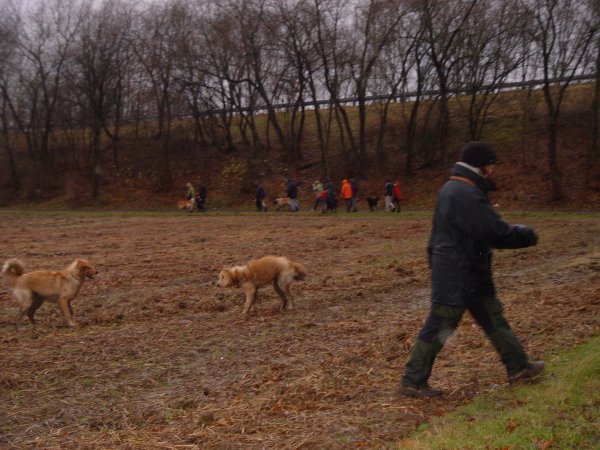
top-left (255, 198), bottom-right (264, 211)
top-left (401, 297), bottom-right (529, 388)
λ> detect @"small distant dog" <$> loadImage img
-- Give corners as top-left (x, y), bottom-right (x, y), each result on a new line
top-left (366, 197), bottom-right (380, 212)
top-left (177, 199), bottom-right (195, 212)
top-left (274, 197), bottom-right (291, 211)
top-left (217, 256), bottom-right (306, 315)
top-left (2, 258), bottom-right (98, 330)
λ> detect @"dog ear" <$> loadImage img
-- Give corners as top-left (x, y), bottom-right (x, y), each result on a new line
top-left (84, 264), bottom-right (97, 278)
top-left (75, 259), bottom-right (95, 279)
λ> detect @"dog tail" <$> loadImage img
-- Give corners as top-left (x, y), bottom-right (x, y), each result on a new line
top-left (2, 258), bottom-right (25, 287)
top-left (291, 262), bottom-right (307, 281)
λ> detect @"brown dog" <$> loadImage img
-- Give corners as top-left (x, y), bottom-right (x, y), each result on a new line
top-left (274, 197), bottom-right (291, 211)
top-left (217, 256), bottom-right (306, 315)
top-left (177, 199), bottom-right (195, 212)
top-left (2, 258), bottom-right (98, 329)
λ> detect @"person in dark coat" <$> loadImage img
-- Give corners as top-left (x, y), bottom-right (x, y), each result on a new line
top-left (324, 178), bottom-right (337, 212)
top-left (350, 179), bottom-right (358, 212)
top-left (384, 179), bottom-right (394, 211)
top-left (254, 182), bottom-right (266, 212)
top-left (286, 178), bottom-right (299, 212)
top-left (399, 142), bottom-right (544, 398)
top-left (196, 181), bottom-right (207, 212)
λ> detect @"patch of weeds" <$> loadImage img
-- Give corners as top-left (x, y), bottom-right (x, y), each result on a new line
top-left (79, 377), bottom-right (94, 387)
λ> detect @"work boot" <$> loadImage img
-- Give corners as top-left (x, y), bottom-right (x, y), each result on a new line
top-left (508, 360), bottom-right (545, 384)
top-left (399, 384), bottom-right (443, 398)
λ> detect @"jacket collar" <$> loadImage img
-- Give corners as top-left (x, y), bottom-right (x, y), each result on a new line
top-left (451, 163), bottom-right (495, 194)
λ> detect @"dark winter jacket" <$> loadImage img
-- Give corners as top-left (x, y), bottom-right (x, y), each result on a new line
top-left (384, 181), bottom-right (393, 196)
top-left (428, 163), bottom-right (537, 306)
top-left (255, 185), bottom-right (266, 200)
top-left (287, 180), bottom-right (298, 199)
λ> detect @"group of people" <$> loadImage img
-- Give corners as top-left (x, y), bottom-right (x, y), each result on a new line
top-left (311, 178), bottom-right (343, 212)
top-left (254, 177), bottom-right (402, 213)
top-left (384, 179), bottom-right (402, 212)
top-left (190, 177), bottom-right (402, 213)
top-left (184, 180), bottom-right (207, 212)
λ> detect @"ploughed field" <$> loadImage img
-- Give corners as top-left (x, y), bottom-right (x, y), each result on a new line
top-left (0, 211), bottom-right (599, 448)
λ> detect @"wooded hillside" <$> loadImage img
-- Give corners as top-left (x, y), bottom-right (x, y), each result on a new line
top-left (0, 0), bottom-right (599, 210)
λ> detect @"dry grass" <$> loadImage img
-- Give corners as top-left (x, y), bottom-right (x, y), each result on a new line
top-left (0, 211), bottom-right (599, 449)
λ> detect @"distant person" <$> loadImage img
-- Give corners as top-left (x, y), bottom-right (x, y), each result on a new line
top-left (392, 180), bottom-right (401, 213)
top-left (286, 178), bottom-right (299, 212)
top-left (350, 179), bottom-right (358, 212)
top-left (384, 179), bottom-right (394, 212)
top-left (254, 182), bottom-right (266, 212)
top-left (196, 181), bottom-right (207, 212)
top-left (399, 141), bottom-right (543, 398)
top-left (340, 179), bottom-right (353, 212)
top-left (184, 182), bottom-right (196, 211)
top-left (312, 180), bottom-right (324, 210)
top-left (324, 178), bottom-right (337, 212)
top-left (186, 182), bottom-right (195, 201)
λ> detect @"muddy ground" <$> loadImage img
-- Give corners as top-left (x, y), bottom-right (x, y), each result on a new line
top-left (0, 211), bottom-right (599, 449)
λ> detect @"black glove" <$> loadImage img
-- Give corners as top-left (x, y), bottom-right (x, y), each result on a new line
top-left (514, 224), bottom-right (538, 247)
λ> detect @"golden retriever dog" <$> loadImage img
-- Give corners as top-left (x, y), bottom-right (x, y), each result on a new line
top-left (274, 197), bottom-right (291, 211)
top-left (177, 199), bottom-right (195, 212)
top-left (2, 258), bottom-right (98, 330)
top-left (217, 256), bottom-right (306, 315)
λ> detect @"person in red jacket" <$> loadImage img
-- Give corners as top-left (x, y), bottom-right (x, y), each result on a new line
top-left (392, 180), bottom-right (402, 212)
top-left (340, 179), bottom-right (353, 212)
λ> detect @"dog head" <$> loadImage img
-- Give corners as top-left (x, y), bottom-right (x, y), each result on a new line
top-left (72, 259), bottom-right (98, 280)
top-left (217, 268), bottom-right (237, 288)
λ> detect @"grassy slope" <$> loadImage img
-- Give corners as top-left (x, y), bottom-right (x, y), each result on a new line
top-left (403, 332), bottom-right (600, 449)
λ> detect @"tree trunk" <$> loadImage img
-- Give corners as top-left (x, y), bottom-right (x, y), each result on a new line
top-left (547, 118), bottom-right (563, 200)
top-left (590, 37), bottom-right (600, 164)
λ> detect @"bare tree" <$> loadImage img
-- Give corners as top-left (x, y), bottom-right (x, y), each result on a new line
top-left (371, 2), bottom-right (427, 174)
top-left (132, 1), bottom-right (189, 190)
top-left (590, 0), bottom-right (600, 167)
top-left (419, 0), bottom-right (479, 166)
top-left (0, 3), bottom-right (20, 191)
top-left (68, 0), bottom-right (134, 198)
top-left (526, 0), bottom-right (598, 200)
top-left (353, 0), bottom-right (403, 173)
top-left (455, 0), bottom-right (525, 140)
top-left (1, 0), bottom-right (82, 198)
top-left (269, 0), bottom-right (314, 164)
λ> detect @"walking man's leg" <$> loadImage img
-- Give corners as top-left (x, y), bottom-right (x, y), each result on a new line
top-left (468, 297), bottom-right (544, 383)
top-left (400, 303), bottom-right (464, 397)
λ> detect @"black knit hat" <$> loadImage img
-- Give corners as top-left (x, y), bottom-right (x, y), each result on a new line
top-left (459, 142), bottom-right (496, 168)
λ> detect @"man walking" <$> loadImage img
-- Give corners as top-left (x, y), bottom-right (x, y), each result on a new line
top-left (254, 182), bottom-right (266, 212)
top-left (384, 179), bottom-right (394, 212)
top-left (399, 142), bottom-right (544, 398)
top-left (286, 178), bottom-right (299, 212)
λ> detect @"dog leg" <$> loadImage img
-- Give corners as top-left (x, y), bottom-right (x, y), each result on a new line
top-left (279, 279), bottom-right (295, 310)
top-left (26, 294), bottom-right (44, 324)
top-left (242, 287), bottom-right (257, 315)
top-left (284, 288), bottom-right (294, 310)
top-left (273, 281), bottom-right (288, 311)
top-left (58, 297), bottom-right (78, 327)
top-left (14, 289), bottom-right (34, 330)
top-left (68, 300), bottom-right (76, 322)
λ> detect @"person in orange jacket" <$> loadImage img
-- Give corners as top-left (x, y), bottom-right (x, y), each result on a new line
top-left (393, 180), bottom-right (402, 212)
top-left (340, 179), bottom-right (353, 212)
